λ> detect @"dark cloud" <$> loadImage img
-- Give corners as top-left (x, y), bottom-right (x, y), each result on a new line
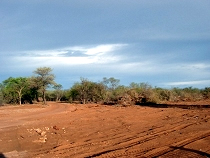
top-left (0, 1), bottom-right (210, 88)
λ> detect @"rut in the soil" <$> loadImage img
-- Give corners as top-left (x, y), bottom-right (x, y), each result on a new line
top-left (1, 103), bottom-right (210, 158)
top-left (32, 117), bottom-right (209, 158)
top-left (143, 131), bottom-right (210, 157)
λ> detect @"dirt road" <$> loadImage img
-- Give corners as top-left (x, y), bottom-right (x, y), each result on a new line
top-left (0, 102), bottom-right (210, 157)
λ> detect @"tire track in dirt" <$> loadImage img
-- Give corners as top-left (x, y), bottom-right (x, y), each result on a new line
top-left (31, 110), bottom-right (210, 157)
top-left (32, 120), bottom-right (201, 158)
top-left (82, 123), bottom-right (197, 157)
top-left (86, 115), bottom-right (210, 157)
top-left (1, 103), bottom-right (210, 157)
top-left (142, 130), bottom-right (210, 157)
top-left (95, 118), bottom-right (210, 158)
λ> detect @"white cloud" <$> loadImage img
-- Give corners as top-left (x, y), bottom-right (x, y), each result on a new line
top-left (84, 44), bottom-right (125, 55)
top-left (15, 44), bottom-right (126, 66)
top-left (25, 50), bottom-right (68, 57)
top-left (183, 63), bottom-right (210, 70)
top-left (24, 44), bottom-right (126, 57)
top-left (165, 80), bottom-right (210, 87)
top-left (2, 43), bottom-right (210, 89)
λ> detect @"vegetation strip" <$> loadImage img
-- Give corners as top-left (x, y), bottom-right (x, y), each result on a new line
top-left (1, 67), bottom-right (210, 106)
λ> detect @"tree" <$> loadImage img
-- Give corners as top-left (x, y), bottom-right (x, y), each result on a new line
top-left (101, 77), bottom-right (120, 103)
top-left (12, 77), bottom-right (28, 105)
top-left (27, 77), bottom-right (41, 102)
top-left (202, 87), bottom-right (210, 99)
top-left (1, 77), bottom-right (28, 105)
top-left (68, 78), bottom-right (106, 104)
top-left (53, 84), bottom-right (63, 102)
top-left (154, 87), bottom-right (171, 102)
top-left (102, 77), bottom-right (120, 90)
top-left (32, 67), bottom-right (55, 105)
top-left (0, 83), bottom-right (4, 105)
top-left (76, 78), bottom-right (92, 104)
top-left (128, 82), bottom-right (159, 104)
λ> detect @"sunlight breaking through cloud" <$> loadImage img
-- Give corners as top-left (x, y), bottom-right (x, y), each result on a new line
top-left (24, 44), bottom-right (126, 57)
top-left (18, 44), bottom-right (127, 65)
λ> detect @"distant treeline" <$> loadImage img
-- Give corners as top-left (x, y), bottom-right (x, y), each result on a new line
top-left (0, 67), bottom-right (210, 106)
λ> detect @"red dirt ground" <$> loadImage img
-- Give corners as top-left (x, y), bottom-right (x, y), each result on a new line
top-left (0, 101), bottom-right (210, 158)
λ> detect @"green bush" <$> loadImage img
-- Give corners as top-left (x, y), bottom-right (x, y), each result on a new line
top-left (202, 87), bottom-right (210, 99)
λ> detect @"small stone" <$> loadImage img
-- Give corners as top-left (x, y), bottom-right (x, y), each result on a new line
top-left (35, 128), bottom-right (42, 135)
top-left (45, 127), bottom-right (50, 131)
top-left (41, 131), bottom-right (46, 136)
top-left (53, 125), bottom-right (59, 130)
top-left (39, 136), bottom-right (47, 143)
top-left (20, 135), bottom-right (24, 139)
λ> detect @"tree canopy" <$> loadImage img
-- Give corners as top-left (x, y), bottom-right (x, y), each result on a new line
top-left (0, 66), bottom-right (210, 106)
top-left (1, 77), bottom-right (28, 105)
top-left (32, 67), bottom-right (55, 105)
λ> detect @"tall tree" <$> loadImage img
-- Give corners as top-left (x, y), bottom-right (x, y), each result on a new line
top-left (2, 77), bottom-right (28, 105)
top-left (102, 77), bottom-right (120, 90)
top-left (33, 67), bottom-right (55, 105)
top-left (102, 77), bottom-right (120, 103)
top-left (69, 78), bottom-right (106, 104)
top-left (76, 78), bottom-right (91, 104)
top-left (53, 84), bottom-right (63, 102)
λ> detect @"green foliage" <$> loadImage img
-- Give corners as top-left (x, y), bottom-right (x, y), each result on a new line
top-left (53, 84), bottom-right (63, 102)
top-left (45, 90), bottom-right (56, 101)
top-left (0, 67), bottom-right (56, 105)
top-left (154, 88), bottom-right (171, 101)
top-left (201, 87), bottom-right (210, 99)
top-left (128, 82), bottom-right (159, 104)
top-left (102, 77), bottom-right (120, 90)
top-left (182, 87), bottom-right (203, 101)
top-left (0, 83), bottom-right (4, 105)
top-left (113, 85), bottom-right (127, 98)
top-left (66, 79), bottom-right (209, 105)
top-left (169, 87), bottom-right (203, 102)
top-left (32, 67), bottom-right (55, 104)
top-left (1, 77), bottom-right (29, 105)
top-left (68, 86), bottom-right (80, 103)
top-left (100, 77), bottom-right (121, 104)
top-left (21, 87), bottom-right (37, 104)
top-left (0, 68), bottom-right (209, 106)
top-left (68, 78), bottom-right (106, 104)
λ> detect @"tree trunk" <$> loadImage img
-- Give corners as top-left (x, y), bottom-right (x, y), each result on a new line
top-left (19, 98), bottom-right (21, 105)
top-left (36, 92), bottom-right (39, 102)
top-left (43, 91), bottom-right (46, 105)
top-left (56, 96), bottom-right (59, 102)
top-left (17, 90), bottom-right (22, 105)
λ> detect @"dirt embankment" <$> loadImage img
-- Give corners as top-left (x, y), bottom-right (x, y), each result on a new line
top-left (0, 102), bottom-right (210, 157)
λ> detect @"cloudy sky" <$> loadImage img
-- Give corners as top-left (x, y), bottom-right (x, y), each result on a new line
top-left (0, 0), bottom-right (210, 89)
